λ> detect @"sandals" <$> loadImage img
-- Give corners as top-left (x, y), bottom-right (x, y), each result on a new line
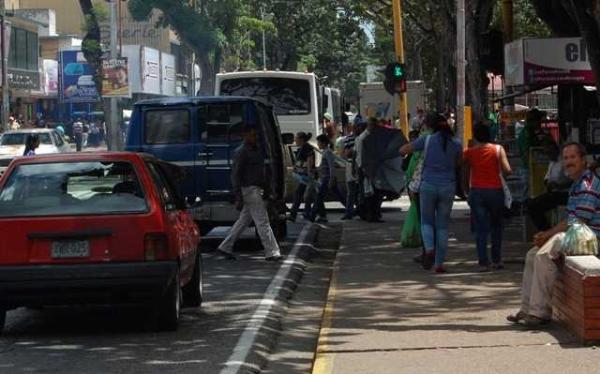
top-left (506, 311), bottom-right (527, 323)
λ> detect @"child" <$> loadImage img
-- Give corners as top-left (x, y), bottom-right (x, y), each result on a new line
top-left (311, 134), bottom-right (337, 223)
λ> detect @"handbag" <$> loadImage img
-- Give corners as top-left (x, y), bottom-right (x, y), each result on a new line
top-left (496, 145), bottom-right (513, 209)
top-left (408, 135), bottom-right (431, 193)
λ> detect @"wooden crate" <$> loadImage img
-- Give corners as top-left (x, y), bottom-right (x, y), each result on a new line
top-left (553, 259), bottom-right (600, 344)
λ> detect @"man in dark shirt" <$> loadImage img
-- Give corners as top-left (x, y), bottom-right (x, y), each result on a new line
top-left (217, 126), bottom-right (282, 261)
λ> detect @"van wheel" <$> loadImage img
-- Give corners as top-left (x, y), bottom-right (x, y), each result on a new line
top-left (182, 253), bottom-right (203, 308)
top-left (0, 309), bottom-right (5, 334)
top-left (159, 266), bottom-right (181, 331)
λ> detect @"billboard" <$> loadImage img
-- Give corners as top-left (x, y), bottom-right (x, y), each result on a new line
top-left (58, 50), bottom-right (100, 103)
top-left (142, 46), bottom-right (160, 95)
top-left (505, 37), bottom-right (595, 87)
top-left (161, 52), bottom-right (176, 96)
top-left (102, 57), bottom-right (131, 98)
top-left (42, 59), bottom-right (58, 95)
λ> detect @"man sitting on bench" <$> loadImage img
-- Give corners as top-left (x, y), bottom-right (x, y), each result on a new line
top-left (508, 142), bottom-right (600, 328)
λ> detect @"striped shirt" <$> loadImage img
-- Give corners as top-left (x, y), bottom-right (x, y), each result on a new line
top-left (567, 170), bottom-right (600, 237)
top-left (343, 134), bottom-right (356, 150)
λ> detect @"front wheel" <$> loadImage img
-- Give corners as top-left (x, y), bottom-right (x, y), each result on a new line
top-left (158, 266), bottom-right (181, 331)
top-left (0, 309), bottom-right (5, 334)
top-left (182, 252), bottom-right (203, 308)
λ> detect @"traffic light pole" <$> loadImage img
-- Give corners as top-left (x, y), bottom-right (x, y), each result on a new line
top-left (392, 0), bottom-right (408, 135)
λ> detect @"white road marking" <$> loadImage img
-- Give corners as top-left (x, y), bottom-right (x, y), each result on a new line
top-left (219, 223), bottom-right (314, 374)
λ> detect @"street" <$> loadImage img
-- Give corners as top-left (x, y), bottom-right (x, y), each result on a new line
top-left (0, 222), bottom-right (315, 374)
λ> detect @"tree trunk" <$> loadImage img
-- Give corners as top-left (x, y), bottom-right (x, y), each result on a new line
top-left (197, 52), bottom-right (215, 96)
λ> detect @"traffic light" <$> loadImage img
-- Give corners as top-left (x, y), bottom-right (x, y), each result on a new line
top-left (384, 62), bottom-right (407, 95)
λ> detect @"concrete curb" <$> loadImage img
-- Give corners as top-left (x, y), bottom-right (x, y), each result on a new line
top-left (220, 223), bottom-right (321, 374)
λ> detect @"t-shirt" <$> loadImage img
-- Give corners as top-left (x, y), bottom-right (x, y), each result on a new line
top-left (567, 170), bottom-right (600, 237)
top-left (294, 144), bottom-right (315, 175)
top-left (411, 132), bottom-right (462, 186)
top-left (463, 144), bottom-right (502, 189)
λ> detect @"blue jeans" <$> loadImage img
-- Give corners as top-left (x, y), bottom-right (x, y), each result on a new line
top-left (468, 188), bottom-right (505, 265)
top-left (290, 183), bottom-right (311, 219)
top-left (345, 181), bottom-right (358, 217)
top-left (311, 177), bottom-right (330, 219)
top-left (419, 181), bottom-right (455, 266)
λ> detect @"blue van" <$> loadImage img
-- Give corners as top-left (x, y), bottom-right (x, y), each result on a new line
top-left (125, 96), bottom-right (287, 238)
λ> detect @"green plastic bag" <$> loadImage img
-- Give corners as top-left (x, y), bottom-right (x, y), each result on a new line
top-left (561, 222), bottom-right (599, 256)
top-left (401, 200), bottom-right (422, 248)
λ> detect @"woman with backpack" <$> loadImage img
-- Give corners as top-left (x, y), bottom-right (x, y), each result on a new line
top-left (400, 113), bottom-right (462, 273)
top-left (463, 123), bottom-right (512, 271)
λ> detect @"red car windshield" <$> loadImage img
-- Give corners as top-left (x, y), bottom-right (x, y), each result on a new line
top-left (0, 161), bottom-right (148, 217)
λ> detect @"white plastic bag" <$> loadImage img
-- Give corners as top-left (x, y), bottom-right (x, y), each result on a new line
top-left (561, 222), bottom-right (599, 256)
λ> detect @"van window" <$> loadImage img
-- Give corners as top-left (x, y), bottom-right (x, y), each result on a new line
top-left (144, 109), bottom-right (190, 144)
top-left (199, 103), bottom-right (244, 144)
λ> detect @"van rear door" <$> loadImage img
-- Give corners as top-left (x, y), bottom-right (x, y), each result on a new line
top-left (140, 106), bottom-right (197, 199)
top-left (196, 102), bottom-right (245, 202)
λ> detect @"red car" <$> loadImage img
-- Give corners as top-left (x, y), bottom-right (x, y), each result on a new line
top-left (0, 152), bottom-right (202, 332)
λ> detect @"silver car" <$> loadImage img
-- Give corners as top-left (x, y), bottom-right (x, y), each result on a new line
top-left (0, 129), bottom-right (71, 174)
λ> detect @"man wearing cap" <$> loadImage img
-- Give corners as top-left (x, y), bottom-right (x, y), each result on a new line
top-left (217, 126), bottom-right (283, 262)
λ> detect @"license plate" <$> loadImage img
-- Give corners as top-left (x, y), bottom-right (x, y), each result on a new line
top-left (51, 241), bottom-right (90, 258)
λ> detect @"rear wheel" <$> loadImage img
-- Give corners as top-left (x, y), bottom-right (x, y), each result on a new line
top-left (158, 266), bottom-right (181, 331)
top-left (182, 252), bottom-right (203, 308)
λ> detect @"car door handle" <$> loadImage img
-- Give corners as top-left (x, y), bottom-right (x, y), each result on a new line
top-left (198, 152), bottom-right (213, 157)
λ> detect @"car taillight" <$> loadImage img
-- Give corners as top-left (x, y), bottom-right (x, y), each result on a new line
top-left (144, 233), bottom-right (169, 261)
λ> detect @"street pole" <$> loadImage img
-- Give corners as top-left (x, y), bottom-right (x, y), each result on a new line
top-left (392, 0), bottom-right (408, 135)
top-left (1, 10), bottom-right (9, 132)
top-left (261, 8), bottom-right (267, 71)
top-left (108, 0), bottom-right (121, 150)
top-left (502, 0), bottom-right (514, 140)
top-left (456, 0), bottom-right (466, 144)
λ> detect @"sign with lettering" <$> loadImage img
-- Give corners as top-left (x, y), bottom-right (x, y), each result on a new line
top-left (102, 58), bottom-right (131, 98)
top-left (8, 69), bottom-right (40, 90)
top-left (58, 50), bottom-right (100, 103)
top-left (505, 37), bottom-right (595, 87)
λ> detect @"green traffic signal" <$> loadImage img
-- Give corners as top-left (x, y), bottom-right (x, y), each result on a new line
top-left (393, 64), bottom-right (404, 78)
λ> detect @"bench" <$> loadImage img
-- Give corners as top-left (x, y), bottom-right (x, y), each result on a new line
top-left (553, 255), bottom-right (600, 344)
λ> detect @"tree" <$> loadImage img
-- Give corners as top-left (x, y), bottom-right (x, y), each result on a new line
top-left (530, 0), bottom-right (600, 102)
top-left (129, 0), bottom-right (243, 95)
top-left (78, 0), bottom-right (104, 96)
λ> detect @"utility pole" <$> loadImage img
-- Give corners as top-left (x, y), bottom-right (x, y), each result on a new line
top-left (502, 0), bottom-right (514, 137)
top-left (1, 7), bottom-right (9, 132)
top-left (108, 0), bottom-right (121, 150)
top-left (456, 0), bottom-right (466, 143)
top-left (261, 7), bottom-right (267, 71)
top-left (391, 0), bottom-right (408, 135)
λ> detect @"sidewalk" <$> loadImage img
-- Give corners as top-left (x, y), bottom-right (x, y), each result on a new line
top-left (312, 210), bottom-right (600, 374)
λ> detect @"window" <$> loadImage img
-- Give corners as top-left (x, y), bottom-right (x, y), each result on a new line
top-left (144, 109), bottom-right (190, 144)
top-left (53, 132), bottom-right (65, 146)
top-left (220, 78), bottom-right (311, 115)
top-left (0, 132), bottom-right (51, 146)
top-left (200, 103), bottom-right (245, 144)
top-left (8, 28), bottom-right (38, 71)
top-left (146, 162), bottom-right (178, 210)
top-left (0, 161), bottom-right (148, 217)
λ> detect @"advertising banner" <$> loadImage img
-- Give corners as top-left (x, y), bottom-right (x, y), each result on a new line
top-left (142, 47), bottom-right (160, 95)
top-left (58, 50), bottom-right (100, 103)
top-left (505, 38), bottom-right (595, 87)
top-left (43, 59), bottom-right (58, 95)
top-left (102, 57), bottom-right (131, 98)
top-left (161, 52), bottom-right (176, 96)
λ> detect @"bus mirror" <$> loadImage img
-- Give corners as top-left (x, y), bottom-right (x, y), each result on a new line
top-left (282, 133), bottom-right (295, 144)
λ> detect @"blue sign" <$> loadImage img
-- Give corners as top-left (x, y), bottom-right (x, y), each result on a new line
top-left (58, 51), bottom-right (100, 103)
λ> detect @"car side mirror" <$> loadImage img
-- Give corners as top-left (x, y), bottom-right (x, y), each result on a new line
top-left (282, 133), bottom-right (294, 145)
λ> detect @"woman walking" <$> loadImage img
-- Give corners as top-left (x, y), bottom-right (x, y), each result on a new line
top-left (289, 132), bottom-right (315, 222)
top-left (400, 113), bottom-right (462, 273)
top-left (463, 123), bottom-right (512, 271)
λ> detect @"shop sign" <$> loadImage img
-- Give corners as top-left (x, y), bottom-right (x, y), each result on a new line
top-left (58, 50), bottom-right (100, 103)
top-left (505, 37), bottom-right (595, 87)
top-left (8, 69), bottom-right (40, 90)
top-left (102, 57), bottom-right (131, 98)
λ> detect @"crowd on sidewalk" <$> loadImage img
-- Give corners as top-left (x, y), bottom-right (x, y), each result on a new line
top-left (398, 109), bottom-right (600, 329)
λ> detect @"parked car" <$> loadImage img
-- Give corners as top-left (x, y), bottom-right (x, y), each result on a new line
top-left (0, 129), bottom-right (71, 174)
top-left (0, 152), bottom-right (202, 332)
top-left (125, 96), bottom-right (288, 239)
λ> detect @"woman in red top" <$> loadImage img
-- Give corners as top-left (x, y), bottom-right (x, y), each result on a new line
top-left (463, 123), bottom-right (512, 271)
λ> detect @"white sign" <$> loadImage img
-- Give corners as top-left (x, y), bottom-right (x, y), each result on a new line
top-left (505, 37), bottom-right (595, 87)
top-left (142, 46), bottom-right (161, 95)
top-left (161, 52), bottom-right (176, 97)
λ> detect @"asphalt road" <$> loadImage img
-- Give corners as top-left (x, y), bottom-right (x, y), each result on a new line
top-left (0, 222), bottom-right (307, 374)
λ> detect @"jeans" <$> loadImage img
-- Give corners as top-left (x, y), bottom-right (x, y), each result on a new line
top-left (468, 188), bottom-right (505, 266)
top-left (419, 181), bottom-right (455, 266)
top-left (290, 183), bottom-right (312, 219)
top-left (527, 191), bottom-right (569, 231)
top-left (311, 177), bottom-right (330, 219)
top-left (345, 181), bottom-right (358, 217)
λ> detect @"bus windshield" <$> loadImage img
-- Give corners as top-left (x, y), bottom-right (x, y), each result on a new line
top-left (219, 77), bottom-right (311, 116)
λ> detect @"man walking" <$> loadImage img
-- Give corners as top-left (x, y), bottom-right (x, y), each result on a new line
top-left (507, 142), bottom-right (600, 327)
top-left (72, 119), bottom-right (83, 152)
top-left (217, 126), bottom-right (282, 261)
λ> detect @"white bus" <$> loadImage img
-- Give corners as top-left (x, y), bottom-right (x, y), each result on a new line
top-left (215, 71), bottom-right (322, 138)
